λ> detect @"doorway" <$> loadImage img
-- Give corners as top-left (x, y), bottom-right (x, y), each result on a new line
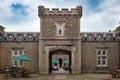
top-left (59, 58), bottom-right (62, 68)
top-left (49, 49), bottom-right (71, 74)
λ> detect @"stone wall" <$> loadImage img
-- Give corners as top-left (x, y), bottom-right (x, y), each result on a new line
top-left (39, 40), bottom-right (81, 74)
top-left (81, 42), bottom-right (119, 73)
top-left (38, 6), bottom-right (82, 39)
top-left (0, 42), bottom-right (39, 73)
top-left (39, 17), bottom-right (81, 39)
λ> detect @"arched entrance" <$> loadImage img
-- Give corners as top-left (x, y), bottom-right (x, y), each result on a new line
top-left (49, 49), bottom-right (71, 74)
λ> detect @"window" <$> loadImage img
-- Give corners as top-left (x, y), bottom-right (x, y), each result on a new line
top-left (19, 51), bottom-right (23, 55)
top-left (13, 51), bottom-right (18, 56)
top-left (13, 60), bottom-right (23, 67)
top-left (19, 60), bottom-right (23, 66)
top-left (13, 60), bottom-right (17, 66)
top-left (96, 49), bottom-right (107, 67)
top-left (11, 49), bottom-right (25, 67)
top-left (55, 22), bottom-right (65, 37)
top-left (58, 25), bottom-right (63, 36)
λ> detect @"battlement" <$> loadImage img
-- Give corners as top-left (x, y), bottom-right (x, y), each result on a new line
top-left (0, 32), bottom-right (120, 42)
top-left (0, 32), bottom-right (39, 42)
top-left (81, 32), bottom-right (120, 42)
top-left (38, 6), bottom-right (82, 17)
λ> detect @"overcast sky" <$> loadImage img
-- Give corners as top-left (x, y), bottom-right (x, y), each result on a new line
top-left (0, 0), bottom-right (120, 32)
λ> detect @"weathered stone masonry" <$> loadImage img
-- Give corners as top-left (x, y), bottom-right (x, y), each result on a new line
top-left (0, 5), bottom-right (120, 74)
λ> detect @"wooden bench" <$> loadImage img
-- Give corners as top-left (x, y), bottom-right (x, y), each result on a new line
top-left (0, 65), bottom-right (31, 78)
top-left (10, 67), bottom-right (31, 78)
top-left (109, 69), bottom-right (120, 78)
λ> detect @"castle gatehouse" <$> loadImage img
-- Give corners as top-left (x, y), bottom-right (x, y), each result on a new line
top-left (0, 6), bottom-right (120, 74)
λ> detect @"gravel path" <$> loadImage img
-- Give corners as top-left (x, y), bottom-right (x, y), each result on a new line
top-left (0, 74), bottom-right (120, 80)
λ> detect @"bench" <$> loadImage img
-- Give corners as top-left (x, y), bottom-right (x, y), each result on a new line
top-left (109, 69), bottom-right (120, 78)
top-left (10, 67), bottom-right (31, 78)
top-left (0, 65), bottom-right (31, 78)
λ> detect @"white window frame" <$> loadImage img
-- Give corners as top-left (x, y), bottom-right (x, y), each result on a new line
top-left (19, 50), bottom-right (24, 56)
top-left (12, 60), bottom-right (23, 67)
top-left (11, 50), bottom-right (24, 67)
top-left (102, 56), bottom-right (107, 66)
top-left (96, 49), bottom-right (107, 67)
top-left (13, 60), bottom-right (17, 67)
top-left (18, 60), bottom-right (23, 67)
top-left (97, 56), bottom-right (102, 66)
top-left (13, 50), bottom-right (18, 56)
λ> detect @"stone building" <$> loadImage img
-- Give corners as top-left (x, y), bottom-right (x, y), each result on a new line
top-left (0, 5), bottom-right (120, 74)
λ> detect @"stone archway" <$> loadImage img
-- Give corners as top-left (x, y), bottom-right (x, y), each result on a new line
top-left (49, 49), bottom-right (71, 74)
top-left (39, 45), bottom-right (81, 74)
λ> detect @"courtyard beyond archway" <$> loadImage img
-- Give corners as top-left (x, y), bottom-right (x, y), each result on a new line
top-left (49, 49), bottom-right (71, 74)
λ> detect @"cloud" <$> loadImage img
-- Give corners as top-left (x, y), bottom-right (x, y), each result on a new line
top-left (0, 0), bottom-right (41, 31)
top-left (10, 3), bottom-right (29, 16)
top-left (5, 18), bottom-right (40, 32)
top-left (0, 0), bottom-right (120, 32)
top-left (41, 0), bottom-right (80, 8)
top-left (81, 0), bottom-right (120, 32)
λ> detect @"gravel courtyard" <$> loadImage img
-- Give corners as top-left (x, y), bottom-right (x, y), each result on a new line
top-left (0, 74), bottom-right (120, 80)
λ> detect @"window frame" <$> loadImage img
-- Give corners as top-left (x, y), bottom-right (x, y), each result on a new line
top-left (13, 50), bottom-right (18, 56)
top-left (55, 22), bottom-right (65, 37)
top-left (11, 49), bottom-right (24, 67)
top-left (96, 49), bottom-right (108, 67)
top-left (57, 25), bottom-right (64, 36)
top-left (13, 60), bottom-right (17, 67)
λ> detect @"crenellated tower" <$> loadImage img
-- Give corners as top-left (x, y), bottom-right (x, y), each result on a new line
top-left (38, 6), bottom-right (82, 74)
top-left (38, 5), bottom-right (82, 39)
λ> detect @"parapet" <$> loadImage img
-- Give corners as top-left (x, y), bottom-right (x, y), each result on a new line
top-left (38, 5), bottom-right (82, 17)
top-left (0, 32), bottom-right (39, 42)
top-left (81, 32), bottom-right (120, 41)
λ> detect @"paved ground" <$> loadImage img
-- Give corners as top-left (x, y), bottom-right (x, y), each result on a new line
top-left (0, 74), bottom-right (120, 80)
